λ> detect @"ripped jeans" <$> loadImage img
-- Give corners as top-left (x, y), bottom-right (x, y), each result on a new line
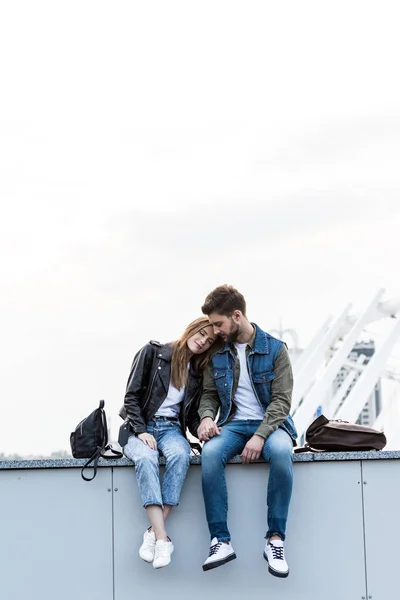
top-left (124, 418), bottom-right (190, 507)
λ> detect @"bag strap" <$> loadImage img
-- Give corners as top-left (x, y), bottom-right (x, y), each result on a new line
top-left (100, 444), bottom-right (123, 459)
top-left (189, 441), bottom-right (202, 456)
top-left (81, 444), bottom-right (124, 481)
top-left (81, 447), bottom-right (102, 481)
top-left (294, 443), bottom-right (326, 454)
top-left (99, 405), bottom-right (108, 447)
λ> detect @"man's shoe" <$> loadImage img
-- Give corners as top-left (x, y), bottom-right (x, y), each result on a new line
top-left (139, 528), bottom-right (156, 563)
top-left (153, 539), bottom-right (174, 569)
top-left (263, 539), bottom-right (289, 578)
top-left (202, 537), bottom-right (236, 571)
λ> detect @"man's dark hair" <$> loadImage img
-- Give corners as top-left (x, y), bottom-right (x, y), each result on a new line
top-left (201, 285), bottom-right (247, 317)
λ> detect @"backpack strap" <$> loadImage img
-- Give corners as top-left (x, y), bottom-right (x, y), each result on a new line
top-left (81, 447), bottom-right (102, 481)
top-left (80, 444), bottom-right (124, 481)
top-left (100, 444), bottom-right (124, 459)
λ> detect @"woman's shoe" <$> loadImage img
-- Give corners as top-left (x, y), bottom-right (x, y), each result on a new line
top-left (153, 539), bottom-right (174, 569)
top-left (139, 528), bottom-right (156, 562)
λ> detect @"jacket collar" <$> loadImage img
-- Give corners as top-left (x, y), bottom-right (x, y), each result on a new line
top-left (153, 342), bottom-right (200, 382)
top-left (152, 342), bottom-right (173, 362)
top-left (217, 322), bottom-right (270, 355)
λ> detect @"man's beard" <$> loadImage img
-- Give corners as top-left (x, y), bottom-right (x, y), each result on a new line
top-left (226, 320), bottom-right (240, 343)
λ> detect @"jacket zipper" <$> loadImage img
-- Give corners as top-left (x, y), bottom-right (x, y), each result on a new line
top-left (142, 358), bottom-right (161, 411)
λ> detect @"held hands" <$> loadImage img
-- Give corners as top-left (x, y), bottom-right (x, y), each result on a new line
top-left (240, 434), bottom-right (265, 464)
top-left (138, 432), bottom-right (157, 450)
top-left (197, 417), bottom-right (221, 442)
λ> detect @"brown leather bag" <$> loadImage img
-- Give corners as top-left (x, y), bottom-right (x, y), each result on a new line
top-left (294, 414), bottom-right (387, 453)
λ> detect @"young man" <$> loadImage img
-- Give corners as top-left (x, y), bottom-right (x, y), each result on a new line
top-left (197, 285), bottom-right (297, 577)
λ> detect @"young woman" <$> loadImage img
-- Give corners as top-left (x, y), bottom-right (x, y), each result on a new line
top-left (119, 317), bottom-right (216, 569)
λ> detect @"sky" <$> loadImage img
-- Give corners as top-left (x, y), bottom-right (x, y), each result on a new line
top-left (1, 1), bottom-right (400, 455)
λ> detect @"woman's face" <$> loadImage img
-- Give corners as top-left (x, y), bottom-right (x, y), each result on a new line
top-left (187, 325), bottom-right (216, 355)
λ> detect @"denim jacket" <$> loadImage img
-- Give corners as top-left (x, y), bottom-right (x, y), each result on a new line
top-left (198, 323), bottom-right (297, 442)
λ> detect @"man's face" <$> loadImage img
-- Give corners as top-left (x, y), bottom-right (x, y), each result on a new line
top-left (207, 311), bottom-right (240, 343)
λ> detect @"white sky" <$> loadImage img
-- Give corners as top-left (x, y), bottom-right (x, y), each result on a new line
top-left (1, 1), bottom-right (400, 455)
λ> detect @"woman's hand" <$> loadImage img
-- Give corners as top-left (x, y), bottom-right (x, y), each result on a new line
top-left (197, 417), bottom-right (221, 442)
top-left (137, 432), bottom-right (157, 450)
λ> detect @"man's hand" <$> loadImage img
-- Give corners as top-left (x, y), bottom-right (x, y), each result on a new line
top-left (197, 417), bottom-right (221, 442)
top-left (240, 434), bottom-right (265, 464)
top-left (137, 432), bottom-right (157, 450)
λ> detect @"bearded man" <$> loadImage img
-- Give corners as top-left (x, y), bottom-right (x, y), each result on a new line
top-left (197, 285), bottom-right (297, 578)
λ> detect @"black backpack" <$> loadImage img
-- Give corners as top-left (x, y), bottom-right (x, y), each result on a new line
top-left (70, 400), bottom-right (123, 481)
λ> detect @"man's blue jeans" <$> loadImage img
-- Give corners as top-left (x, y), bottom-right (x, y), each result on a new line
top-left (124, 418), bottom-right (190, 508)
top-left (201, 420), bottom-right (293, 542)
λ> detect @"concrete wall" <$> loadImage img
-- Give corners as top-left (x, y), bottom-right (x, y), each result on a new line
top-left (0, 457), bottom-right (398, 600)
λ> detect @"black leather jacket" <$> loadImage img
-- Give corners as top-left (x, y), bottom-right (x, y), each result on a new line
top-left (119, 340), bottom-right (202, 441)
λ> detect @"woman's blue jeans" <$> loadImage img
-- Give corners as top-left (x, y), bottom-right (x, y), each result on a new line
top-left (201, 421), bottom-right (293, 542)
top-left (124, 418), bottom-right (190, 508)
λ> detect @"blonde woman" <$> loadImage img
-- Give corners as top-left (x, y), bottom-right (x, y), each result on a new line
top-left (119, 317), bottom-right (216, 569)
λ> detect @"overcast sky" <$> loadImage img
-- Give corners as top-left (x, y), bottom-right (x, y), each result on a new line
top-left (1, 1), bottom-right (400, 455)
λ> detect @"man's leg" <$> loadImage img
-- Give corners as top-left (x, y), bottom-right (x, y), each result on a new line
top-left (261, 427), bottom-right (293, 577)
top-left (201, 423), bottom-right (246, 541)
top-left (201, 422), bottom-right (247, 571)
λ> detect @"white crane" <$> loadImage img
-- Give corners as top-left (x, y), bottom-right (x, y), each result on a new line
top-left (292, 289), bottom-right (400, 441)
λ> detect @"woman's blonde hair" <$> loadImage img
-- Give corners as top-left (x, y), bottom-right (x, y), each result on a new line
top-left (170, 317), bottom-right (215, 389)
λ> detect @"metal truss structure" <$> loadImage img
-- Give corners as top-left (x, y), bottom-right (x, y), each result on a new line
top-left (291, 289), bottom-right (400, 447)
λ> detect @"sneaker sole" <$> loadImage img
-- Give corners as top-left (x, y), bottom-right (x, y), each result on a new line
top-left (152, 545), bottom-right (174, 569)
top-left (203, 552), bottom-right (237, 572)
top-left (263, 552), bottom-right (289, 578)
top-left (139, 553), bottom-right (154, 563)
top-left (153, 557), bottom-right (171, 569)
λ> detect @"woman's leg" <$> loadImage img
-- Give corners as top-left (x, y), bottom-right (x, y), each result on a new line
top-left (145, 506), bottom-right (168, 540)
top-left (156, 422), bottom-right (191, 509)
top-left (124, 434), bottom-right (163, 510)
top-left (163, 505), bottom-right (173, 520)
top-left (125, 433), bottom-right (167, 561)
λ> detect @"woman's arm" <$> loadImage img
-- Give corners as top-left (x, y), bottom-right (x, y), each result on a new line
top-left (124, 343), bottom-right (154, 435)
top-left (186, 397), bottom-right (201, 439)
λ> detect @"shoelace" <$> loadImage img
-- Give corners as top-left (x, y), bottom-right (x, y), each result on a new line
top-left (208, 542), bottom-right (222, 556)
top-left (143, 530), bottom-right (155, 549)
top-left (155, 543), bottom-right (169, 558)
top-left (270, 544), bottom-right (284, 560)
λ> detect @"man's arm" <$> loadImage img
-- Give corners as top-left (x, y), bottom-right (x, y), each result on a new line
top-left (241, 344), bottom-right (293, 463)
top-left (198, 362), bottom-right (220, 421)
top-left (197, 362), bottom-right (221, 441)
top-left (255, 344), bottom-right (293, 440)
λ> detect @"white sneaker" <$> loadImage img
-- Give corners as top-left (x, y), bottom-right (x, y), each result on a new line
top-left (139, 528), bottom-right (156, 562)
top-left (153, 539), bottom-right (174, 569)
top-left (263, 539), bottom-right (289, 578)
top-left (202, 537), bottom-right (237, 571)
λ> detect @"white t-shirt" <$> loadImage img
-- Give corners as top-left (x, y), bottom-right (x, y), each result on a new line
top-left (155, 365), bottom-right (189, 418)
top-left (232, 342), bottom-right (265, 421)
